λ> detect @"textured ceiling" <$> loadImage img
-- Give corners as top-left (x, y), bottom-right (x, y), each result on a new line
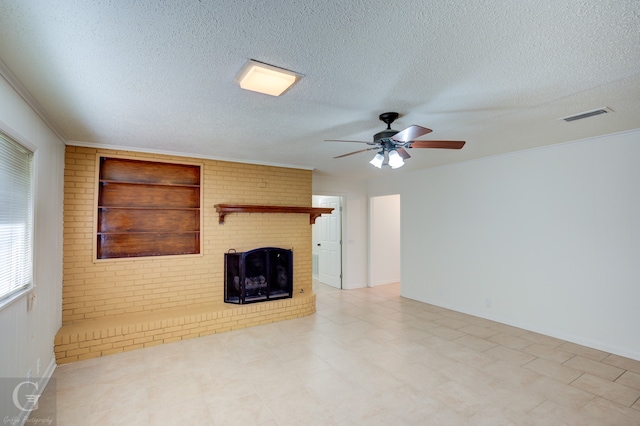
top-left (1, 0), bottom-right (639, 180)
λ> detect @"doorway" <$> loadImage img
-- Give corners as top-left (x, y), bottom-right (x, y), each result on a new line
top-left (369, 194), bottom-right (400, 288)
top-left (312, 195), bottom-right (342, 288)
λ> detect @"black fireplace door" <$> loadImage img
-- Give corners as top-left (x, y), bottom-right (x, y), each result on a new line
top-left (224, 247), bottom-right (293, 304)
top-left (267, 248), bottom-right (292, 298)
top-left (243, 250), bottom-right (268, 301)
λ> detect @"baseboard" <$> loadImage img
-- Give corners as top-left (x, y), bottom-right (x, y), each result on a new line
top-left (15, 357), bottom-right (57, 426)
top-left (371, 279), bottom-right (400, 287)
top-left (405, 294), bottom-right (640, 362)
top-left (342, 281), bottom-right (367, 289)
top-left (39, 357), bottom-right (57, 391)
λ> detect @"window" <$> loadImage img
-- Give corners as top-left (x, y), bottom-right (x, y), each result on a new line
top-left (0, 131), bottom-right (33, 305)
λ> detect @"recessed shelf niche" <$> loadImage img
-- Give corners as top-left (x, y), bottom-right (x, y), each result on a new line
top-left (96, 156), bottom-right (202, 259)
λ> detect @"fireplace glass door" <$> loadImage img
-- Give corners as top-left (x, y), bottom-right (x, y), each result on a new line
top-left (224, 247), bottom-right (293, 304)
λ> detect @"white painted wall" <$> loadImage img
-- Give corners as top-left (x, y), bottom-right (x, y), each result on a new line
top-left (369, 194), bottom-right (400, 286)
top-left (312, 176), bottom-right (368, 289)
top-left (0, 72), bottom-right (65, 418)
top-left (368, 129), bottom-right (640, 360)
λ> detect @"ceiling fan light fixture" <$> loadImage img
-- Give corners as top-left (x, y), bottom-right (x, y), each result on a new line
top-left (369, 152), bottom-right (384, 168)
top-left (236, 60), bottom-right (301, 96)
top-left (328, 112), bottom-right (465, 169)
top-left (388, 149), bottom-right (405, 169)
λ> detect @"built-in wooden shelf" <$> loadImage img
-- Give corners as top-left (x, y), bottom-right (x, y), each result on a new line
top-left (97, 156), bottom-right (202, 259)
top-left (214, 204), bottom-right (334, 225)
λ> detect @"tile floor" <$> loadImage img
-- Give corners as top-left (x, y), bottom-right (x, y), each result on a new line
top-left (34, 282), bottom-right (640, 425)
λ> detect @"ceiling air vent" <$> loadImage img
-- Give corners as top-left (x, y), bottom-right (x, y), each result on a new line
top-left (559, 107), bottom-right (612, 122)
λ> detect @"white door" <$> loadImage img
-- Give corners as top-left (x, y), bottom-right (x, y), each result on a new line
top-left (312, 196), bottom-right (342, 288)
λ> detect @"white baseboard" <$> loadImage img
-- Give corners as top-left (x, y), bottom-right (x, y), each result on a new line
top-left (371, 279), bottom-right (400, 287)
top-left (15, 358), bottom-right (57, 426)
top-left (406, 295), bottom-right (640, 362)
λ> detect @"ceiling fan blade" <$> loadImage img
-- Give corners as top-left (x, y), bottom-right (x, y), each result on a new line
top-left (409, 140), bottom-right (466, 149)
top-left (325, 139), bottom-right (376, 145)
top-left (333, 147), bottom-right (379, 159)
top-left (396, 147), bottom-right (411, 160)
top-left (391, 125), bottom-right (433, 142)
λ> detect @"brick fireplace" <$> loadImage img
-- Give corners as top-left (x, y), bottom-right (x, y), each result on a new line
top-left (55, 146), bottom-right (317, 364)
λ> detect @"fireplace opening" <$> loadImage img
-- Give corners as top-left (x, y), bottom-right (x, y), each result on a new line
top-left (224, 247), bottom-right (293, 304)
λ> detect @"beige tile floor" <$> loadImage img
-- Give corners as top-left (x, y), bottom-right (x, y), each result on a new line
top-left (34, 282), bottom-right (640, 425)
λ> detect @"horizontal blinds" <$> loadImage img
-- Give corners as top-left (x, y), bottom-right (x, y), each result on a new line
top-left (0, 131), bottom-right (33, 301)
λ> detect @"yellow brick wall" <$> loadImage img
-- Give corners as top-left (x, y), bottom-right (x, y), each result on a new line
top-left (63, 146), bottom-right (313, 325)
top-left (54, 293), bottom-right (316, 364)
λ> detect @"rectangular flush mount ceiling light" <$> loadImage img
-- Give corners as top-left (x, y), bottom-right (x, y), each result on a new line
top-left (236, 60), bottom-right (301, 96)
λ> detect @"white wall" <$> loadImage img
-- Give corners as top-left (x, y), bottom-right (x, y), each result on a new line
top-left (368, 129), bottom-right (640, 360)
top-left (0, 72), bottom-right (65, 418)
top-left (312, 176), bottom-right (368, 289)
top-left (369, 194), bottom-right (400, 286)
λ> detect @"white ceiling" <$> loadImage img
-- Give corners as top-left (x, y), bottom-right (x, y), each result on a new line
top-left (1, 0), bottom-right (639, 180)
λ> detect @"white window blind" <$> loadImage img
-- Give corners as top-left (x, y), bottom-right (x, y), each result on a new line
top-left (0, 131), bottom-right (33, 303)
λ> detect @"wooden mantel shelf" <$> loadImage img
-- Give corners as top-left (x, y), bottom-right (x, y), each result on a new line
top-left (214, 204), bottom-right (334, 225)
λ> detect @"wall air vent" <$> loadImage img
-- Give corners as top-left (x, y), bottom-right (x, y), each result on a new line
top-left (559, 107), bottom-right (612, 122)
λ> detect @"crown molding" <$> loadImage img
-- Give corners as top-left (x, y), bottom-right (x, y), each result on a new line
top-left (66, 140), bottom-right (315, 171)
top-left (0, 59), bottom-right (68, 143)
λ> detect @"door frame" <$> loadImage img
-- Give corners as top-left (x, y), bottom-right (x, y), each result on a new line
top-left (368, 193), bottom-right (401, 288)
top-left (312, 194), bottom-right (343, 289)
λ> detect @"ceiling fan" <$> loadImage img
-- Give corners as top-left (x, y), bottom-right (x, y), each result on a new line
top-left (326, 112), bottom-right (465, 169)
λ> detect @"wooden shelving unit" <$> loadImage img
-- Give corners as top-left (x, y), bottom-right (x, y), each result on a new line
top-left (214, 204), bottom-right (334, 225)
top-left (97, 156), bottom-right (202, 259)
